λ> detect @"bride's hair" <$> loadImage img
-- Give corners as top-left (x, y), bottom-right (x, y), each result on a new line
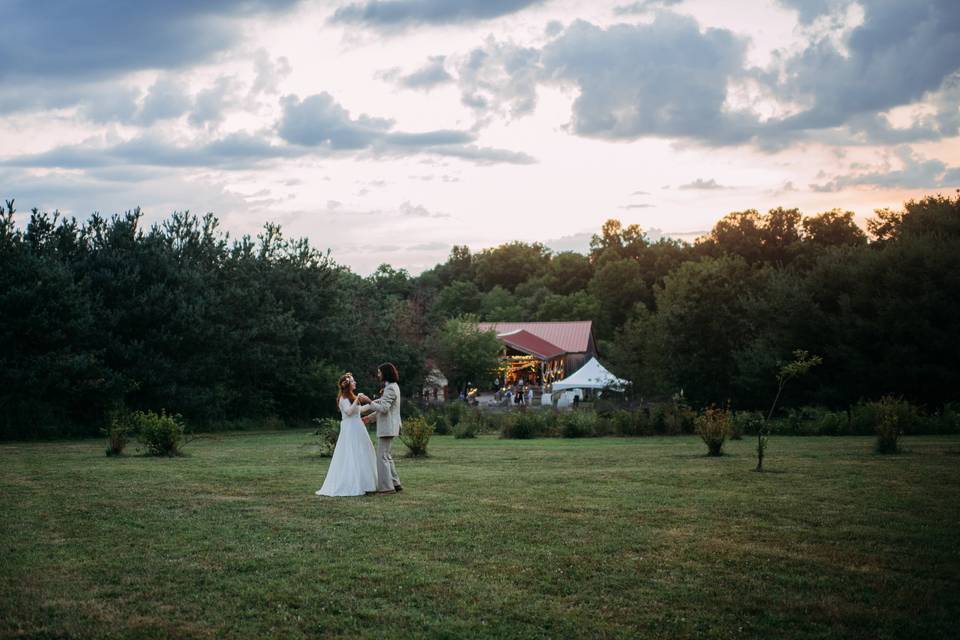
top-left (337, 372), bottom-right (357, 405)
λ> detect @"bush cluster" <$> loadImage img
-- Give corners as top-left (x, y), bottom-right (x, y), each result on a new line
top-left (135, 410), bottom-right (186, 456)
top-left (312, 417), bottom-right (340, 457)
top-left (696, 406), bottom-right (731, 456)
top-left (408, 397), bottom-right (958, 442)
top-left (871, 396), bottom-right (913, 454)
top-left (400, 416), bottom-right (434, 457)
top-left (102, 407), bottom-right (136, 456)
top-left (453, 411), bottom-right (481, 439)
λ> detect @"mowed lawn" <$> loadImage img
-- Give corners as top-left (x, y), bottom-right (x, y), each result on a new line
top-left (1, 432), bottom-right (959, 639)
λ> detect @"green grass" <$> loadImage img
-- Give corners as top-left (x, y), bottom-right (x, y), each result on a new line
top-left (1, 433), bottom-right (959, 639)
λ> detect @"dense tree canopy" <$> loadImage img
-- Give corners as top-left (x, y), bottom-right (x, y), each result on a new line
top-left (2, 191), bottom-right (958, 438)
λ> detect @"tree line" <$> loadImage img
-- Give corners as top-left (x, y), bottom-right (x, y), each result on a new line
top-left (1, 192), bottom-right (958, 439)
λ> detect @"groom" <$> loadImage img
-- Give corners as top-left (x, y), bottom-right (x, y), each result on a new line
top-left (359, 362), bottom-right (402, 494)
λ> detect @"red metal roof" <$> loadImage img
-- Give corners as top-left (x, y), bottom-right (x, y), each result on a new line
top-left (497, 329), bottom-right (566, 360)
top-left (477, 321), bottom-right (594, 354)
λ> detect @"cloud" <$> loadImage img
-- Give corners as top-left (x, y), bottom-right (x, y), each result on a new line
top-left (770, 0), bottom-right (960, 136)
top-left (408, 241), bottom-right (449, 251)
top-left (189, 77), bottom-right (241, 128)
top-left (457, 38), bottom-right (541, 120)
top-left (250, 50), bottom-right (292, 97)
top-left (435, 4), bottom-right (959, 148)
top-left (330, 0), bottom-right (545, 29)
top-left (427, 145), bottom-right (536, 164)
top-left (810, 146), bottom-right (960, 192)
top-left (677, 178), bottom-right (730, 190)
top-left (775, 0), bottom-right (852, 24)
top-left (833, 77), bottom-right (960, 145)
top-left (5, 132), bottom-right (303, 170)
top-left (138, 76), bottom-right (194, 125)
top-left (0, 166), bottom-right (272, 231)
top-left (398, 201), bottom-right (451, 218)
top-left (392, 56), bottom-right (454, 90)
top-left (771, 180), bottom-right (798, 195)
top-left (646, 227), bottom-right (707, 242)
top-left (385, 130), bottom-right (473, 146)
top-left (545, 231), bottom-right (593, 254)
top-left (0, 1), bottom-right (301, 82)
top-left (6, 90), bottom-right (535, 172)
top-left (613, 0), bottom-right (683, 15)
top-left (540, 16), bottom-right (756, 144)
top-left (622, 203), bottom-right (654, 209)
top-left (276, 92), bottom-right (535, 163)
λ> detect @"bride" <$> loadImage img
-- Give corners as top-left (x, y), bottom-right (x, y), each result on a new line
top-left (316, 372), bottom-right (378, 497)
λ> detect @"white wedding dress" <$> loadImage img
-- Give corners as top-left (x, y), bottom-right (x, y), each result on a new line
top-left (316, 397), bottom-right (378, 497)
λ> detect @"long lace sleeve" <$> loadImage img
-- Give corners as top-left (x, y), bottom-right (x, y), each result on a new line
top-left (340, 397), bottom-right (360, 416)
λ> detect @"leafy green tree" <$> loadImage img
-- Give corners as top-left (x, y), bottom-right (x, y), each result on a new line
top-left (473, 241), bottom-right (551, 292)
top-left (588, 259), bottom-right (650, 339)
top-left (697, 209), bottom-right (765, 263)
top-left (646, 256), bottom-right (754, 406)
top-left (536, 290), bottom-right (601, 322)
top-left (545, 251), bottom-right (593, 295)
top-left (434, 279), bottom-right (482, 318)
top-left (480, 285), bottom-right (524, 321)
top-left (434, 316), bottom-right (501, 396)
top-left (802, 209), bottom-right (867, 248)
top-left (436, 244), bottom-right (474, 285)
top-left (590, 219), bottom-right (648, 264)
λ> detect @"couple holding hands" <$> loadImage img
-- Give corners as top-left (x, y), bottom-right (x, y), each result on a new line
top-left (316, 363), bottom-right (403, 497)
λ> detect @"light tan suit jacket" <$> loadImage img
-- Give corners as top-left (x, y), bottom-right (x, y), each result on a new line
top-left (362, 381), bottom-right (401, 437)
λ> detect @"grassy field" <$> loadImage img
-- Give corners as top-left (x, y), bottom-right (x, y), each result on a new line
top-left (1, 432), bottom-right (959, 639)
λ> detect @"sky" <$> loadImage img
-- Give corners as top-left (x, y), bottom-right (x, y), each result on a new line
top-left (2, 0), bottom-right (958, 274)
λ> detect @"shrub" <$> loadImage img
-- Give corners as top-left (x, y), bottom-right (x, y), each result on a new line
top-left (608, 409), bottom-right (639, 436)
top-left (810, 408), bottom-right (849, 436)
top-left (501, 410), bottom-right (552, 439)
top-left (652, 402), bottom-right (696, 435)
top-left (103, 407), bottom-right (135, 456)
top-left (136, 410), bottom-right (186, 456)
top-left (696, 406), bottom-right (731, 456)
top-left (651, 406), bottom-right (670, 435)
top-left (421, 407), bottom-right (447, 434)
top-left (732, 411), bottom-right (764, 438)
top-left (560, 411), bottom-right (598, 438)
top-left (453, 412), bottom-right (481, 439)
top-left (444, 401), bottom-right (469, 429)
top-left (400, 416), bottom-right (434, 457)
top-left (312, 417), bottom-right (340, 457)
top-left (873, 396), bottom-right (913, 454)
top-left (401, 402), bottom-right (422, 421)
top-left (930, 403), bottom-right (960, 435)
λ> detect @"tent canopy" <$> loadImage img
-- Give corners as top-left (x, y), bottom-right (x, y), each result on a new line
top-left (551, 357), bottom-right (630, 392)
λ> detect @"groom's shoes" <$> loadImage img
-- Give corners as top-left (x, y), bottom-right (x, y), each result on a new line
top-left (393, 484), bottom-right (403, 492)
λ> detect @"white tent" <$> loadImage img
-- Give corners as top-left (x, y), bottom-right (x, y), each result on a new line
top-left (551, 357), bottom-right (630, 392)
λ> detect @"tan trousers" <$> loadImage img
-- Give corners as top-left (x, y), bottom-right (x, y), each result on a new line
top-left (376, 436), bottom-right (401, 492)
